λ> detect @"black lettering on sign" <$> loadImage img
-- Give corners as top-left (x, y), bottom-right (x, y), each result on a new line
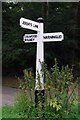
top-left (33, 35), bottom-right (37, 38)
top-left (22, 21), bottom-right (32, 26)
top-left (33, 24), bottom-right (38, 28)
top-left (44, 35), bottom-right (62, 39)
top-left (25, 35), bottom-right (37, 39)
top-left (44, 36), bottom-right (47, 39)
top-left (59, 35), bottom-right (62, 38)
top-left (25, 38), bottom-right (34, 41)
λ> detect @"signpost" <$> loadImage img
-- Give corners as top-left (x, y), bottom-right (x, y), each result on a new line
top-left (23, 34), bottom-right (37, 42)
top-left (20, 17), bottom-right (39, 31)
top-left (23, 32), bottom-right (64, 43)
top-left (20, 17), bottom-right (64, 107)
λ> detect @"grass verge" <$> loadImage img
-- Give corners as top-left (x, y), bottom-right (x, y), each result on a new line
top-left (1, 104), bottom-right (80, 120)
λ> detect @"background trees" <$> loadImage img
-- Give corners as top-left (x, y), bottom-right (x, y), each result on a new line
top-left (2, 2), bottom-right (80, 78)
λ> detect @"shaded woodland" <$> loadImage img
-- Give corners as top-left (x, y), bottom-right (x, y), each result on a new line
top-left (2, 2), bottom-right (80, 78)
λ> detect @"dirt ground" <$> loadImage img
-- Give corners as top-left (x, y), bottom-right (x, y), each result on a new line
top-left (2, 76), bottom-right (80, 94)
top-left (2, 86), bottom-right (18, 106)
top-left (1, 76), bottom-right (19, 106)
top-left (2, 76), bottom-right (34, 106)
top-left (2, 76), bottom-right (20, 88)
top-left (1, 76), bottom-right (80, 106)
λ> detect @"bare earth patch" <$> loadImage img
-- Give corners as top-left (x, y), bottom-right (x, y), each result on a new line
top-left (1, 76), bottom-right (80, 106)
top-left (2, 76), bottom-right (19, 88)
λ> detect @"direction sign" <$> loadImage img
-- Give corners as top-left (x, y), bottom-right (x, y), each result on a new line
top-left (23, 34), bottom-right (37, 43)
top-left (20, 17), bottom-right (64, 92)
top-left (20, 17), bottom-right (39, 31)
top-left (43, 32), bottom-right (64, 42)
top-left (23, 32), bottom-right (64, 43)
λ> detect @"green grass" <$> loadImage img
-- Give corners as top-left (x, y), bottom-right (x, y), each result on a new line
top-left (1, 104), bottom-right (80, 119)
top-left (2, 106), bottom-right (20, 118)
top-left (2, 105), bottom-right (29, 118)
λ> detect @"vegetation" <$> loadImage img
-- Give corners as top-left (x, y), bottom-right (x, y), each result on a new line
top-left (2, 101), bottom-right (80, 119)
top-left (2, 2), bottom-right (80, 78)
top-left (2, 1), bottom-right (80, 119)
top-left (2, 60), bottom-right (79, 119)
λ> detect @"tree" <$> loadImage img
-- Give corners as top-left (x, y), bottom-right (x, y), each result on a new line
top-left (2, 2), bottom-right (80, 77)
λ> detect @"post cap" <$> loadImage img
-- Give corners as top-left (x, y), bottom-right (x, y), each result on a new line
top-left (37, 17), bottom-right (44, 23)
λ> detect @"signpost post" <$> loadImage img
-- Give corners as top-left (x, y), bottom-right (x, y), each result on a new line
top-left (20, 17), bottom-right (64, 107)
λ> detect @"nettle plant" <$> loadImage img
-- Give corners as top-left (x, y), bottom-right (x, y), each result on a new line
top-left (18, 69), bottom-right (35, 101)
top-left (17, 59), bottom-right (78, 118)
top-left (41, 59), bottom-right (78, 117)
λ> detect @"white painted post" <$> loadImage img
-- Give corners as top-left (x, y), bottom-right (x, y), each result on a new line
top-left (35, 18), bottom-right (45, 108)
top-left (35, 19), bottom-right (44, 90)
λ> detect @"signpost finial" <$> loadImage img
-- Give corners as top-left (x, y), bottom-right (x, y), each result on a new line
top-left (37, 17), bottom-right (44, 23)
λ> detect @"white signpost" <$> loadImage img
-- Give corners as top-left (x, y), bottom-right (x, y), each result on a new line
top-left (20, 17), bottom-right (39, 31)
top-left (23, 32), bottom-right (64, 43)
top-left (23, 34), bottom-right (37, 42)
top-left (20, 17), bottom-right (64, 101)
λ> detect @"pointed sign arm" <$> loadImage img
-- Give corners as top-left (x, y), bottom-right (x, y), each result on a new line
top-left (43, 32), bottom-right (64, 42)
top-left (20, 17), bottom-right (40, 31)
top-left (23, 32), bottom-right (64, 43)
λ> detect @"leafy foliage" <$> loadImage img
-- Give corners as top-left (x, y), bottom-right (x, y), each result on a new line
top-left (14, 90), bottom-right (34, 118)
top-left (18, 69), bottom-right (35, 101)
top-left (14, 60), bottom-right (79, 119)
top-left (19, 69), bottom-right (35, 90)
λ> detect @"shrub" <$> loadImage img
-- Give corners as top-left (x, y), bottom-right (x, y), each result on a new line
top-left (15, 59), bottom-right (79, 119)
top-left (14, 90), bottom-right (34, 118)
top-left (18, 69), bottom-right (35, 101)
